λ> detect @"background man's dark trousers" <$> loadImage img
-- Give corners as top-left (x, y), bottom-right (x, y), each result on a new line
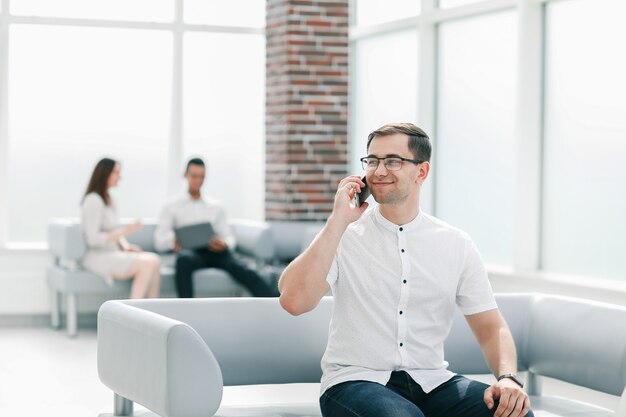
top-left (175, 248), bottom-right (275, 298)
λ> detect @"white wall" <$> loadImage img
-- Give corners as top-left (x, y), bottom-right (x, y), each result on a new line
top-left (489, 266), bottom-right (626, 307)
top-left (0, 250), bottom-right (50, 315)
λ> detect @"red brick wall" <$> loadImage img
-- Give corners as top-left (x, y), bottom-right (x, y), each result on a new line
top-left (265, 0), bottom-right (349, 221)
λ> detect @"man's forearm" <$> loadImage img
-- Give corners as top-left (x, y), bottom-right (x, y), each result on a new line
top-left (483, 326), bottom-right (518, 376)
top-left (278, 214), bottom-right (348, 315)
top-left (467, 310), bottom-right (518, 376)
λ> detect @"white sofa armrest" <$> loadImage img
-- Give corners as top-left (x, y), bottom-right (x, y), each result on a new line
top-left (97, 300), bottom-right (223, 417)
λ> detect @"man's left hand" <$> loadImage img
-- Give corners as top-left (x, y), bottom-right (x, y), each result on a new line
top-left (208, 237), bottom-right (227, 253)
top-left (484, 378), bottom-right (531, 417)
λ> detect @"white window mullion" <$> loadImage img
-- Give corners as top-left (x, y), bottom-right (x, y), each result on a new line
top-left (429, 0), bottom-right (517, 23)
top-left (418, 0), bottom-right (437, 215)
top-left (167, 0), bottom-right (184, 197)
top-left (513, 0), bottom-right (544, 271)
top-left (0, 0), bottom-right (10, 246)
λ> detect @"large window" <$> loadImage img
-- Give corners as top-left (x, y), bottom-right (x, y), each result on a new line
top-left (0, 1), bottom-right (265, 244)
top-left (542, 0), bottom-right (626, 280)
top-left (7, 25), bottom-right (172, 242)
top-left (184, 0), bottom-right (265, 27)
top-left (438, 0), bottom-right (483, 9)
top-left (355, 0), bottom-right (420, 27)
top-left (436, 11), bottom-right (517, 265)
top-left (10, 0), bottom-right (174, 22)
top-left (351, 29), bottom-right (419, 174)
top-left (183, 32), bottom-right (265, 220)
top-left (350, 0), bottom-right (626, 284)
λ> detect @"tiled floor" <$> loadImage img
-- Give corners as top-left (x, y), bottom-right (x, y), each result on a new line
top-left (0, 327), bottom-right (110, 417)
top-left (0, 325), bottom-right (620, 417)
top-left (0, 325), bottom-right (321, 417)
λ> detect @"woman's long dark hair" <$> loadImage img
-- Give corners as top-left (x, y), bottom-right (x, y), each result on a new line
top-left (84, 158), bottom-right (117, 206)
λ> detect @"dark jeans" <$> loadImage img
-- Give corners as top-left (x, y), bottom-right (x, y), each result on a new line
top-left (175, 248), bottom-right (275, 298)
top-left (320, 372), bottom-right (534, 417)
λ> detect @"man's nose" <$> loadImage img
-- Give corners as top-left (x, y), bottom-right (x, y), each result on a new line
top-left (374, 161), bottom-right (389, 176)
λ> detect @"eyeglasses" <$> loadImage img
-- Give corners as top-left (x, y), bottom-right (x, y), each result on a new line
top-left (360, 156), bottom-right (424, 171)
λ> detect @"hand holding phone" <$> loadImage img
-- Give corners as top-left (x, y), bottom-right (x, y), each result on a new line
top-left (335, 176), bottom-right (369, 226)
top-left (355, 176), bottom-right (370, 207)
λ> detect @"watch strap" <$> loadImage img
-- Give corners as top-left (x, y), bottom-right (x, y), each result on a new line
top-left (497, 373), bottom-right (524, 388)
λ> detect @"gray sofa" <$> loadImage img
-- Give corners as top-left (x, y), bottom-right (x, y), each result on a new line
top-left (96, 293), bottom-right (626, 417)
top-left (47, 218), bottom-right (323, 337)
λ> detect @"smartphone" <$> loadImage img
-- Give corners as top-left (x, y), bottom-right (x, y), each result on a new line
top-left (355, 176), bottom-right (370, 207)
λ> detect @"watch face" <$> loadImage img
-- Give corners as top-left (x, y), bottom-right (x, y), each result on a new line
top-left (499, 374), bottom-right (524, 388)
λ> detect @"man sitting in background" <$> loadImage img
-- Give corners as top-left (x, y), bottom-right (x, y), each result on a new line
top-left (154, 157), bottom-right (276, 298)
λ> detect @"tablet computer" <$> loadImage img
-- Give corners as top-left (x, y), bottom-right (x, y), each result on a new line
top-left (174, 222), bottom-right (216, 250)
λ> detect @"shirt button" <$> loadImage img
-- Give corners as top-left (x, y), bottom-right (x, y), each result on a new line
top-left (399, 342), bottom-right (404, 347)
top-left (399, 227), bottom-right (403, 231)
top-left (403, 280), bottom-right (407, 284)
top-left (401, 249), bottom-right (405, 253)
top-left (399, 311), bottom-right (403, 315)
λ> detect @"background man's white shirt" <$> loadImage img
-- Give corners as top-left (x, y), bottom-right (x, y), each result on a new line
top-left (153, 193), bottom-right (235, 252)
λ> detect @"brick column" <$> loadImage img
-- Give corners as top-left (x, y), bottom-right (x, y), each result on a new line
top-left (265, 0), bottom-right (349, 221)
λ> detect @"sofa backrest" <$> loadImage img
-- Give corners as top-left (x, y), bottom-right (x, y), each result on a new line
top-left (445, 293), bottom-right (533, 375)
top-left (527, 294), bottom-right (626, 396)
top-left (125, 297), bottom-right (333, 386)
top-left (229, 218), bottom-right (274, 261)
top-left (118, 293), bottom-right (626, 397)
top-left (48, 219), bottom-right (158, 261)
top-left (48, 218), bottom-right (274, 262)
top-left (127, 294), bottom-right (532, 387)
top-left (446, 293), bottom-right (626, 396)
top-left (268, 221), bottom-right (324, 262)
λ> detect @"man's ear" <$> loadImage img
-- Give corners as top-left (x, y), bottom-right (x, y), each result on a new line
top-left (416, 161), bottom-right (430, 185)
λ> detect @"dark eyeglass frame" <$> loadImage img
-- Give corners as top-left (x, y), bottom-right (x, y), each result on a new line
top-left (360, 156), bottom-right (424, 171)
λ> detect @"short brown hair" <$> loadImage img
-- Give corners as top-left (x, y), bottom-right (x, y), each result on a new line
top-left (366, 123), bottom-right (431, 162)
top-left (185, 157), bottom-right (205, 173)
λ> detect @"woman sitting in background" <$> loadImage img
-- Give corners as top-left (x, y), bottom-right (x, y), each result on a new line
top-left (81, 157), bottom-right (160, 298)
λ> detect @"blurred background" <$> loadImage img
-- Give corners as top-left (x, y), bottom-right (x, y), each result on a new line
top-left (0, 0), bottom-right (624, 336)
top-left (0, 1), bottom-right (625, 416)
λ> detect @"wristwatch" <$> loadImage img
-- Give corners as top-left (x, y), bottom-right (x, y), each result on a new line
top-left (497, 373), bottom-right (524, 388)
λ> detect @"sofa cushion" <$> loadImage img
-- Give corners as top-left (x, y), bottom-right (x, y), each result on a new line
top-left (530, 396), bottom-right (613, 417)
top-left (201, 387), bottom-right (618, 417)
top-left (215, 383), bottom-right (321, 417)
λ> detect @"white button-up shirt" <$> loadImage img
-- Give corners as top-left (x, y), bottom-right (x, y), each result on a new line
top-left (321, 205), bottom-right (497, 394)
top-left (153, 193), bottom-right (235, 252)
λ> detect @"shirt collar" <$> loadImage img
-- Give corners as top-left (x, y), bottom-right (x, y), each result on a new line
top-left (184, 191), bottom-right (203, 202)
top-left (373, 204), bottom-right (424, 233)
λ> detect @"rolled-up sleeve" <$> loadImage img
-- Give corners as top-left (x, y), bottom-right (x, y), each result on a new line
top-left (81, 194), bottom-right (108, 248)
top-left (456, 238), bottom-right (497, 316)
top-left (213, 206), bottom-right (236, 249)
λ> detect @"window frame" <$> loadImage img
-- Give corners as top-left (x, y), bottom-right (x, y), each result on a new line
top-left (349, 0), bottom-right (573, 277)
top-left (0, 0), bottom-right (264, 248)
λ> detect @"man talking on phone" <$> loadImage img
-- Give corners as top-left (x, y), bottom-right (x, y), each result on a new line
top-left (154, 157), bottom-right (276, 298)
top-left (278, 124), bottom-right (533, 417)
